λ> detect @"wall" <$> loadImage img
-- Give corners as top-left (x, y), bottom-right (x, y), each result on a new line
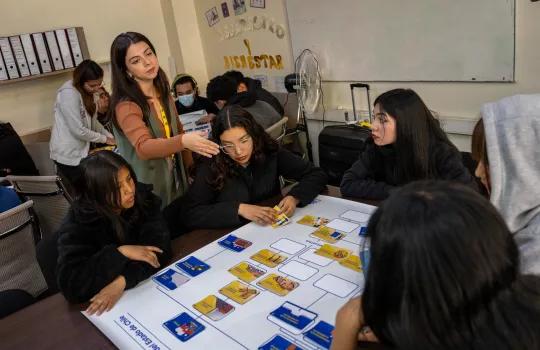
top-left (192, 0), bottom-right (293, 93)
top-left (0, 0), bottom-right (175, 135)
top-left (187, 0), bottom-right (540, 122)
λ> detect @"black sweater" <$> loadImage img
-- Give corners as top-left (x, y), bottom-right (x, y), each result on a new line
top-left (56, 185), bottom-right (171, 303)
top-left (175, 95), bottom-right (219, 115)
top-left (340, 138), bottom-right (477, 200)
top-left (181, 148), bottom-right (328, 229)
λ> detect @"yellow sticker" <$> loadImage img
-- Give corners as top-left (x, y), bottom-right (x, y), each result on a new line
top-left (251, 249), bottom-right (287, 267)
top-left (228, 261), bottom-right (266, 283)
top-left (257, 273), bottom-right (299, 296)
top-left (315, 244), bottom-right (352, 261)
top-left (312, 226), bottom-right (345, 243)
top-left (339, 254), bottom-right (362, 272)
top-left (219, 280), bottom-right (259, 305)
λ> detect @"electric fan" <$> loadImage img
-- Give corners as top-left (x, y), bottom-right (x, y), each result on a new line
top-left (284, 49), bottom-right (322, 161)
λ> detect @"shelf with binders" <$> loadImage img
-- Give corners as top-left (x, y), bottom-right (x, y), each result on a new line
top-left (0, 27), bottom-right (90, 86)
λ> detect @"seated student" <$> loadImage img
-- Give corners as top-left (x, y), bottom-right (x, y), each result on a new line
top-left (472, 94), bottom-right (540, 275)
top-left (171, 73), bottom-right (219, 125)
top-left (340, 88), bottom-right (476, 199)
top-left (331, 181), bottom-right (540, 350)
top-left (206, 75), bottom-right (282, 130)
top-left (223, 70), bottom-right (284, 116)
top-left (56, 151), bottom-right (171, 315)
top-left (179, 105), bottom-right (327, 229)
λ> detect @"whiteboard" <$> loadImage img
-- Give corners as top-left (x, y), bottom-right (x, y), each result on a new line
top-left (285, 0), bottom-right (515, 82)
top-left (84, 195), bottom-right (376, 349)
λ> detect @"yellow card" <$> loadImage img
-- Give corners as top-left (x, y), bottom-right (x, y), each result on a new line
top-left (257, 273), bottom-right (299, 296)
top-left (250, 249), bottom-right (287, 267)
top-left (219, 280), bottom-right (259, 305)
top-left (228, 261), bottom-right (266, 283)
top-left (272, 206), bottom-right (290, 228)
top-left (339, 254), bottom-right (362, 272)
top-left (312, 226), bottom-right (345, 243)
top-left (315, 244), bottom-right (352, 261)
top-left (297, 215), bottom-right (330, 228)
top-left (193, 295), bottom-right (235, 320)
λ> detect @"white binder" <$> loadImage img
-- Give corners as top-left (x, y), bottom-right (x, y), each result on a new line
top-left (66, 28), bottom-right (83, 66)
top-left (20, 33), bottom-right (41, 75)
top-left (0, 37), bottom-right (20, 79)
top-left (31, 33), bottom-right (52, 73)
top-left (0, 54), bottom-right (8, 80)
top-left (44, 31), bottom-right (64, 71)
top-left (9, 36), bottom-right (31, 77)
top-left (55, 29), bottom-right (74, 69)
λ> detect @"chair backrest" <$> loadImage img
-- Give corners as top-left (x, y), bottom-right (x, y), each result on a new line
top-left (6, 175), bottom-right (72, 240)
top-left (0, 200), bottom-right (48, 298)
top-left (265, 116), bottom-right (289, 143)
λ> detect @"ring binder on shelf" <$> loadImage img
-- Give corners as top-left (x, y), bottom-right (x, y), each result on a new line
top-left (0, 54), bottom-right (8, 81)
top-left (20, 34), bottom-right (41, 75)
top-left (55, 29), bottom-right (74, 69)
top-left (32, 33), bottom-right (53, 73)
top-left (66, 28), bottom-right (83, 66)
top-left (44, 31), bottom-right (64, 71)
top-left (9, 36), bottom-right (31, 77)
top-left (0, 37), bottom-right (20, 79)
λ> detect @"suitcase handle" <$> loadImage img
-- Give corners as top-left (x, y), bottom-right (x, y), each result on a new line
top-left (350, 83), bottom-right (370, 90)
top-left (350, 83), bottom-right (372, 123)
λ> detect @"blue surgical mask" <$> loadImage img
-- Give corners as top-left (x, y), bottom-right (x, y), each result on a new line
top-left (177, 93), bottom-right (195, 107)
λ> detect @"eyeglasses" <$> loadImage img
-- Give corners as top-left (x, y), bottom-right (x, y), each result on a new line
top-left (219, 135), bottom-right (252, 155)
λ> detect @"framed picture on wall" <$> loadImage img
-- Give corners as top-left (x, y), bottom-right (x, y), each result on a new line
top-left (221, 2), bottom-right (230, 17)
top-left (205, 7), bottom-right (220, 26)
top-left (233, 0), bottom-right (247, 15)
top-left (250, 0), bottom-right (265, 8)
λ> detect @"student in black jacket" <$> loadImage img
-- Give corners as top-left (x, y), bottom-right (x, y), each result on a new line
top-left (180, 105), bottom-right (327, 229)
top-left (340, 89), bottom-right (476, 200)
top-left (56, 151), bottom-right (171, 315)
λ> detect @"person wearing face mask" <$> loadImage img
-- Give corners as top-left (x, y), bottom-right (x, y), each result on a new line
top-left (172, 74), bottom-right (218, 125)
top-left (340, 88), bottom-right (476, 200)
top-left (50, 59), bottom-right (115, 196)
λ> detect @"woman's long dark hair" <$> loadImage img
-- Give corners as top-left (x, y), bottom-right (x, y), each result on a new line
top-left (208, 105), bottom-right (278, 189)
top-left (374, 89), bottom-right (454, 184)
top-left (362, 180), bottom-right (540, 349)
top-left (78, 151), bottom-right (145, 243)
top-left (72, 59), bottom-right (103, 117)
top-left (109, 32), bottom-right (174, 133)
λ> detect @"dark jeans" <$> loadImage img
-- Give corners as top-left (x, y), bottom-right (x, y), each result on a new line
top-left (54, 161), bottom-right (82, 198)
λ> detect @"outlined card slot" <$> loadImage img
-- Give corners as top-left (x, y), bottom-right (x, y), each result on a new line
top-left (278, 260), bottom-right (318, 281)
top-left (270, 238), bottom-right (305, 254)
top-left (313, 274), bottom-right (357, 298)
top-left (299, 249), bottom-right (332, 267)
top-left (340, 210), bottom-right (371, 223)
top-left (326, 218), bottom-right (359, 233)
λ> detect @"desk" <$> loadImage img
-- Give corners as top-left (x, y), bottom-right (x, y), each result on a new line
top-left (0, 186), bottom-right (377, 350)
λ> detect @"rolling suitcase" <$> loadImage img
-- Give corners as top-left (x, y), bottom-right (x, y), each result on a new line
top-left (319, 84), bottom-right (372, 186)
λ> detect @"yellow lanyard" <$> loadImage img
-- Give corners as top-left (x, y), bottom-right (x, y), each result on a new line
top-left (156, 100), bottom-right (171, 139)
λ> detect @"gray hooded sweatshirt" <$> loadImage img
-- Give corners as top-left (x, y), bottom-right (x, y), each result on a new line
top-left (481, 94), bottom-right (540, 275)
top-left (50, 80), bottom-right (112, 166)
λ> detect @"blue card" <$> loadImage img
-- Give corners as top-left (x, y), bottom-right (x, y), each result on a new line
top-left (359, 226), bottom-right (368, 236)
top-left (163, 312), bottom-right (205, 342)
top-left (152, 268), bottom-right (190, 290)
top-left (176, 256), bottom-right (210, 277)
top-left (218, 235), bottom-right (252, 252)
top-left (258, 334), bottom-right (304, 350)
top-left (304, 320), bottom-right (334, 349)
top-left (268, 301), bottom-right (318, 334)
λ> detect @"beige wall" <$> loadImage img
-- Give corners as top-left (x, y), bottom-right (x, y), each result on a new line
top-left (1, 0), bottom-right (175, 135)
top-left (185, 0), bottom-right (540, 121)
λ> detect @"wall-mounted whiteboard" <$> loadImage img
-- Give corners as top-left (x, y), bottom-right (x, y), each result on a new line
top-left (285, 0), bottom-right (515, 82)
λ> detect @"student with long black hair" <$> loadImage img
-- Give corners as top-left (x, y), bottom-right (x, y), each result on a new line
top-left (109, 32), bottom-right (219, 207)
top-left (50, 60), bottom-right (114, 195)
top-left (340, 89), bottom-right (476, 199)
top-left (331, 181), bottom-right (540, 350)
top-left (178, 105), bottom-right (327, 230)
top-left (56, 151), bottom-right (171, 315)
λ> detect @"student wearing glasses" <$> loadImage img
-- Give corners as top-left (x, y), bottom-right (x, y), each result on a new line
top-left (340, 88), bottom-right (476, 200)
top-left (50, 59), bottom-right (115, 196)
top-left (177, 105), bottom-right (327, 230)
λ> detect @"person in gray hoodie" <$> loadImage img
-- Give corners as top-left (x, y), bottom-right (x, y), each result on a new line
top-left (50, 60), bottom-right (115, 196)
top-left (472, 94), bottom-right (540, 275)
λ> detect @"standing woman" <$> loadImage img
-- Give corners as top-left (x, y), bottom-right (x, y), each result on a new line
top-left (109, 32), bottom-right (219, 207)
top-left (340, 88), bottom-right (476, 200)
top-left (50, 60), bottom-right (114, 196)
